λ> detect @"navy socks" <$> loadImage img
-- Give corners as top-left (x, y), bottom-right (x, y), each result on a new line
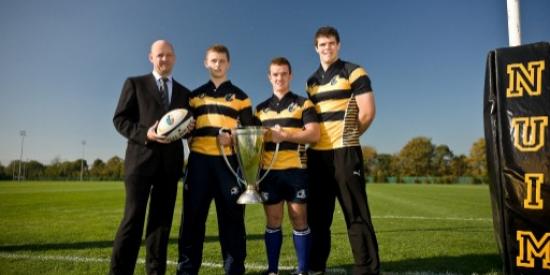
top-left (265, 227), bottom-right (282, 273)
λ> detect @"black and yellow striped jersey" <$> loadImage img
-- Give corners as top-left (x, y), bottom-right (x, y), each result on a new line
top-left (189, 80), bottom-right (255, 156)
top-left (306, 59), bottom-right (372, 150)
top-left (255, 91), bottom-right (318, 170)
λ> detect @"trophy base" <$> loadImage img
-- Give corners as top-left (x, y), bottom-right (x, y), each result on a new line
top-left (237, 189), bottom-right (263, 204)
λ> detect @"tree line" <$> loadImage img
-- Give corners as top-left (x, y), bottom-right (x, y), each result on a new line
top-left (0, 136), bottom-right (487, 183)
top-left (362, 137), bottom-right (487, 184)
top-left (0, 156), bottom-right (124, 181)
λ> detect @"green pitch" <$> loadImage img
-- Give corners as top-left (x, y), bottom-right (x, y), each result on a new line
top-left (0, 182), bottom-right (501, 274)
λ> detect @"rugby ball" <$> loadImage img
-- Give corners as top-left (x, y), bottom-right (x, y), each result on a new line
top-left (156, 108), bottom-right (193, 142)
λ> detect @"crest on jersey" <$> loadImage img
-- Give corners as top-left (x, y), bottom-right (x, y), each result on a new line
top-left (225, 93), bottom-right (236, 102)
top-left (330, 76), bottom-right (338, 86)
top-left (287, 102), bottom-right (297, 113)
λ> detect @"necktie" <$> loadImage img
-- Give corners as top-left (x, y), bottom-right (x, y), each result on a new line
top-left (160, 78), bottom-right (169, 110)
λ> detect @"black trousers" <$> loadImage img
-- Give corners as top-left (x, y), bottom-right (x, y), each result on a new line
top-left (110, 173), bottom-right (179, 275)
top-left (177, 152), bottom-right (246, 275)
top-left (307, 147), bottom-right (380, 275)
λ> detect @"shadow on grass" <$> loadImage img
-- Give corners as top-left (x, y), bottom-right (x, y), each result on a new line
top-left (325, 253), bottom-right (502, 274)
top-left (0, 234), bottom-right (265, 252)
top-left (239, 254), bottom-right (502, 274)
top-left (244, 254), bottom-right (502, 274)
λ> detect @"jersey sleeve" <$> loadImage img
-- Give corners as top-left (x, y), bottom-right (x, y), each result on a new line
top-left (302, 99), bottom-right (319, 124)
top-left (238, 97), bottom-right (257, 126)
top-left (349, 66), bottom-right (373, 96)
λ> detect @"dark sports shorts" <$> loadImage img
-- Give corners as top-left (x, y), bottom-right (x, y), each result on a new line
top-left (258, 168), bottom-right (309, 205)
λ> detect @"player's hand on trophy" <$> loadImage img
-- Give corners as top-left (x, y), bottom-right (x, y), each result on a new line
top-left (147, 121), bottom-right (170, 144)
top-left (217, 128), bottom-right (233, 146)
top-left (269, 124), bottom-right (286, 143)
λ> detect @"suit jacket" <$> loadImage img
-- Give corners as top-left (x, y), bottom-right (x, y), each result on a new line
top-left (113, 73), bottom-right (191, 178)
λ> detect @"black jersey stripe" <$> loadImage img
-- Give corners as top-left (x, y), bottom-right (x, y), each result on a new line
top-left (309, 89), bottom-right (352, 104)
top-left (319, 111), bottom-right (345, 122)
top-left (261, 118), bottom-right (303, 128)
top-left (193, 92), bottom-right (249, 100)
top-left (193, 127), bottom-right (221, 137)
top-left (194, 105), bottom-right (239, 118)
top-left (303, 107), bottom-right (319, 124)
top-left (264, 141), bottom-right (299, 151)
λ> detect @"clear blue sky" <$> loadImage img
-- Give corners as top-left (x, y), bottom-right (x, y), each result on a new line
top-left (1, 0), bottom-right (549, 165)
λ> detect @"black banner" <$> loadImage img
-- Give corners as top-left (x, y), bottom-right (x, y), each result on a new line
top-left (484, 42), bottom-right (550, 274)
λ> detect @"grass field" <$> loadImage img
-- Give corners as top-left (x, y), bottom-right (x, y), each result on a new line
top-left (0, 181), bottom-right (502, 274)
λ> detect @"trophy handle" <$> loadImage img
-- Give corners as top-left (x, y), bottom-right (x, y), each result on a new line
top-left (218, 128), bottom-right (246, 186)
top-left (257, 141), bottom-right (280, 185)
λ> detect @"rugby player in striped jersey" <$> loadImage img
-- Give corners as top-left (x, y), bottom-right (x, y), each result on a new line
top-left (306, 26), bottom-right (380, 275)
top-left (255, 57), bottom-right (320, 275)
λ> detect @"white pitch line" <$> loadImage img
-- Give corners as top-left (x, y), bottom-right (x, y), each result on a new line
top-left (372, 215), bottom-right (491, 222)
top-left (0, 252), bottom-right (347, 274)
top-left (0, 252), bottom-right (110, 263)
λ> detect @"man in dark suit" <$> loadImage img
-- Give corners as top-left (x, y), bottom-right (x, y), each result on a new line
top-left (110, 40), bottom-right (192, 275)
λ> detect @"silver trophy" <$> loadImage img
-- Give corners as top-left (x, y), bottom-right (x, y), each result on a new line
top-left (219, 126), bottom-right (279, 204)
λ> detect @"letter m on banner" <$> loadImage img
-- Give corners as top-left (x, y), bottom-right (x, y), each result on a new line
top-left (516, 231), bottom-right (550, 270)
top-left (507, 60), bottom-right (545, 97)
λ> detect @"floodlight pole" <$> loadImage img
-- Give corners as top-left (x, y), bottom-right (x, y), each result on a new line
top-left (80, 140), bottom-right (86, 181)
top-left (18, 130), bottom-right (26, 182)
top-left (506, 0), bottom-right (522, 46)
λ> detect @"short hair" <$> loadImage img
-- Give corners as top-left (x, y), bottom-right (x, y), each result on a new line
top-left (206, 44), bottom-right (230, 62)
top-left (314, 26), bottom-right (340, 46)
top-left (269, 57), bottom-right (292, 74)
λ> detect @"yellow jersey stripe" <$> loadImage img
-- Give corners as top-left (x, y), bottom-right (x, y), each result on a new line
top-left (195, 114), bottom-right (239, 130)
top-left (349, 67), bottom-right (368, 84)
top-left (190, 136), bottom-right (233, 156)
